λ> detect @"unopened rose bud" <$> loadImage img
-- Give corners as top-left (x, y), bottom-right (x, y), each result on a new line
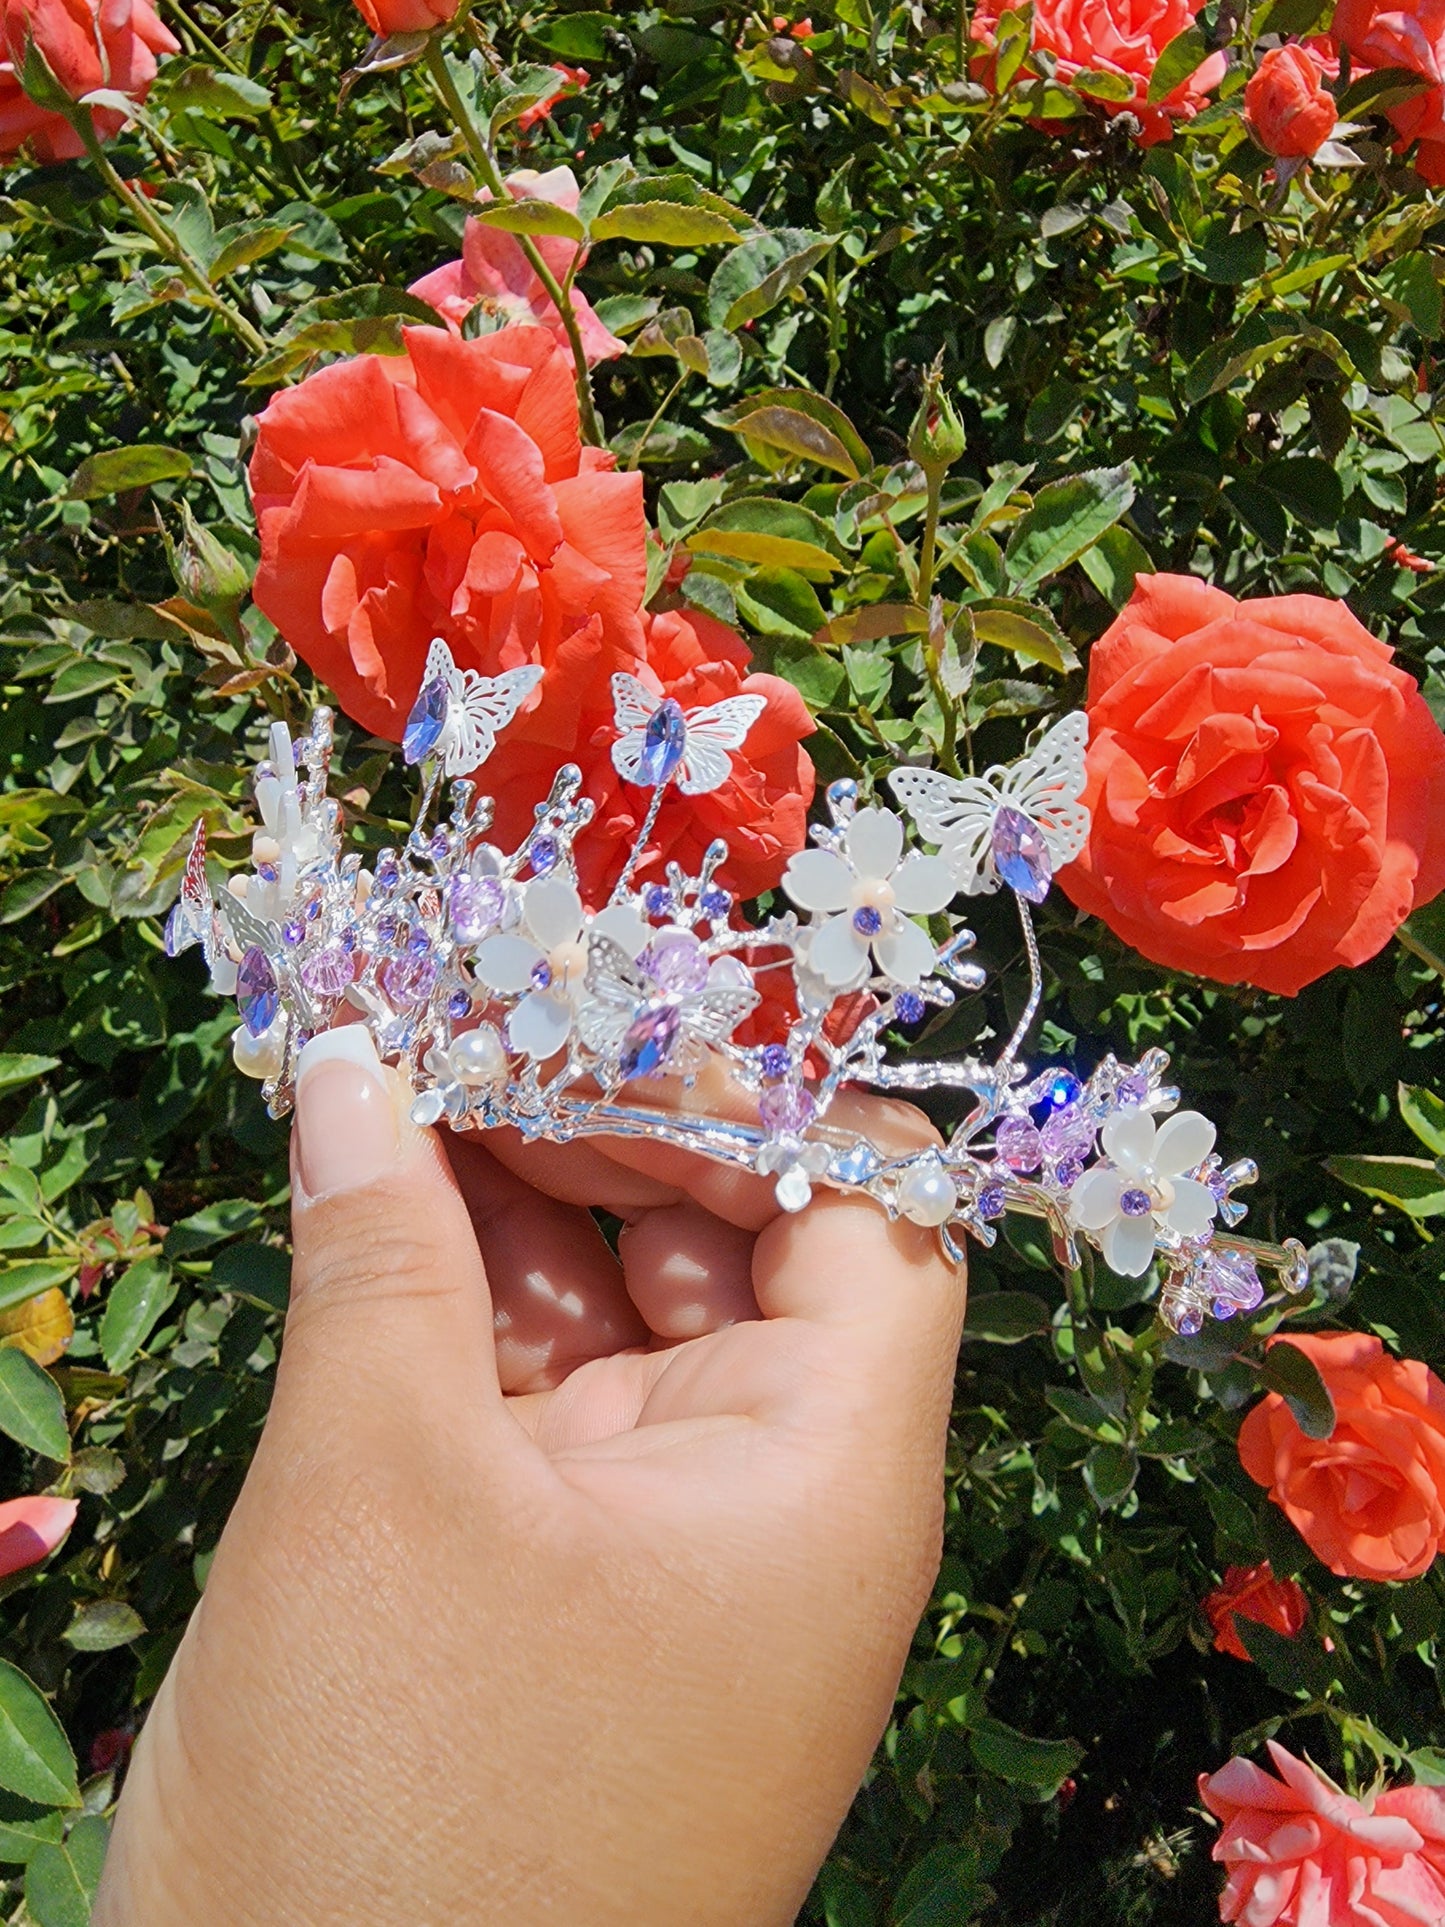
top-left (170, 503), bottom-right (250, 614)
top-left (908, 368), bottom-right (966, 471)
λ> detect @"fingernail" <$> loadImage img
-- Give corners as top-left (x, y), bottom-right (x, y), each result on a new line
top-left (293, 1028), bottom-right (398, 1203)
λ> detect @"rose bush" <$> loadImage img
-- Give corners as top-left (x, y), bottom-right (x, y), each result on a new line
top-left (1202, 1563), bottom-right (1310, 1662)
top-left (1059, 574), bottom-right (1445, 994)
top-left (0, 0), bottom-right (176, 162)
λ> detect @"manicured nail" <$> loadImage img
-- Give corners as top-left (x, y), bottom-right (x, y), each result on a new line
top-left (293, 1028), bottom-right (398, 1202)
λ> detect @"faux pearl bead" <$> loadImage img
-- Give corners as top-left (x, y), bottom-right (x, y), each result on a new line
top-left (548, 939), bottom-right (589, 993)
top-left (448, 1024), bottom-right (508, 1087)
top-left (774, 1166), bottom-right (814, 1213)
top-left (232, 1021), bottom-right (284, 1080)
top-left (898, 1158), bottom-right (957, 1227)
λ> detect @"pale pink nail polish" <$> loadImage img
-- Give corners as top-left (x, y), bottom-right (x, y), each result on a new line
top-left (293, 1028), bottom-right (398, 1202)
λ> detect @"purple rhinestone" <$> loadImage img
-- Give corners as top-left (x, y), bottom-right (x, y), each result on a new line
top-left (409, 926), bottom-right (431, 956)
top-left (449, 875), bottom-right (505, 944)
top-left (895, 990), bottom-right (926, 1024)
top-left (1117, 1073), bottom-right (1149, 1106)
top-left (1211, 1299), bottom-right (1239, 1322)
top-left (376, 854), bottom-right (399, 888)
top-left (300, 943), bottom-right (354, 998)
top-left (852, 905), bottom-right (883, 937)
top-left (376, 915), bottom-right (398, 945)
top-left (402, 674), bottom-right (449, 765)
top-left (760, 1044), bottom-right (791, 1083)
top-left (1041, 1105), bottom-right (1095, 1165)
top-left (978, 1182), bottom-right (1007, 1220)
top-left (1204, 1247), bottom-right (1264, 1313)
top-left (635, 698), bottom-right (688, 788)
top-left (1042, 1071), bottom-right (1082, 1110)
top-left (448, 988), bottom-right (472, 1019)
top-left (282, 918), bottom-right (305, 946)
top-left (531, 960), bottom-right (553, 991)
top-left (1055, 1157), bottom-right (1084, 1188)
top-left (700, 887), bottom-right (731, 919)
top-left (256, 863), bottom-right (278, 884)
top-left (430, 830), bottom-right (449, 861)
top-left (645, 931), bottom-right (709, 995)
top-left (293, 1030), bottom-right (311, 1052)
top-left (996, 1116), bottom-right (1043, 1174)
top-left (306, 897), bottom-right (321, 920)
top-left (1175, 1304), bottom-right (1204, 1337)
top-left (530, 836), bottom-right (557, 875)
top-left (759, 1082), bottom-right (815, 1137)
top-left (990, 805), bottom-right (1052, 903)
top-left (1119, 1187), bottom-right (1153, 1217)
top-left (618, 1002), bottom-right (682, 1079)
top-left (643, 884), bottom-right (672, 918)
top-left (380, 952), bottom-right (437, 1009)
top-left (340, 927), bottom-right (357, 953)
top-left (236, 946), bottom-right (278, 1038)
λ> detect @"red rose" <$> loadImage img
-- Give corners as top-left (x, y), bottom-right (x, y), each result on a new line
top-left (249, 324), bottom-right (647, 747)
top-left (351, 0), bottom-right (456, 37)
top-left (1059, 573), bottom-right (1445, 994)
top-left (1239, 1332), bottom-right (1445, 1583)
top-left (409, 167), bottom-right (624, 367)
top-left (1201, 1562), bottom-right (1309, 1661)
top-left (1245, 44), bottom-right (1337, 158)
top-left (0, 1495), bottom-right (75, 1579)
top-left (1332, 0), bottom-right (1445, 185)
top-left (1200, 1743), bottom-right (1445, 1926)
top-left (483, 603), bottom-right (816, 904)
top-left (515, 63), bottom-right (587, 133)
top-left (0, 0), bottom-right (177, 163)
top-left (970, 0), bottom-right (1226, 144)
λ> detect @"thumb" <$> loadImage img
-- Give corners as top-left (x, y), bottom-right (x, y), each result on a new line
top-left (271, 1027), bottom-right (503, 1441)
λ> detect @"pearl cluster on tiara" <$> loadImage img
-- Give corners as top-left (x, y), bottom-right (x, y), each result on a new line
top-left (165, 639), bottom-right (1308, 1336)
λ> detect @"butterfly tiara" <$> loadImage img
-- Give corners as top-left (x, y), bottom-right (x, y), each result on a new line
top-left (166, 638), bottom-right (1309, 1338)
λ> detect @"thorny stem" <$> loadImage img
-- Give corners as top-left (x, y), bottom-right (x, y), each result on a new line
top-left (424, 41), bottom-right (605, 448)
top-left (76, 118), bottom-right (270, 355)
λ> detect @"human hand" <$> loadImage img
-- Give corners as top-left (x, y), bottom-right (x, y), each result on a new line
top-left (95, 1027), bottom-right (966, 1926)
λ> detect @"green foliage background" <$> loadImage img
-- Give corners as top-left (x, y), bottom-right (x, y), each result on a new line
top-left (1, 0), bottom-right (1444, 1919)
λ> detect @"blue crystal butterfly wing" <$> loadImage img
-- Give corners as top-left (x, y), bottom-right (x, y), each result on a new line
top-left (991, 711), bottom-right (1090, 870)
top-left (609, 677), bottom-right (766, 794)
top-left (609, 673), bottom-right (664, 785)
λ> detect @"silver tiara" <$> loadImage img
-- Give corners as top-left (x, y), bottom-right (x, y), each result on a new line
top-left (165, 637), bottom-right (1308, 1337)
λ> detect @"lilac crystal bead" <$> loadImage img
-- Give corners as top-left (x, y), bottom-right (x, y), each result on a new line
top-left (237, 946), bottom-right (278, 1037)
top-left (645, 930), bottom-right (709, 995)
top-left (375, 853), bottom-right (399, 889)
top-left (403, 675), bottom-right (449, 765)
top-left (636, 698), bottom-right (689, 788)
top-left (1117, 1073), bottom-right (1149, 1106)
top-left (996, 1116), bottom-right (1043, 1174)
top-left (380, 952), bottom-right (437, 1009)
top-left (1041, 1105), bottom-right (1095, 1166)
top-left (1174, 1303), bottom-right (1205, 1337)
top-left (759, 1082), bottom-right (815, 1137)
top-left (449, 875), bottom-right (505, 943)
top-left (430, 830), bottom-right (450, 861)
top-left (619, 1001), bottom-right (682, 1079)
top-left (1204, 1247), bottom-right (1264, 1315)
top-left (300, 943), bottom-right (354, 998)
top-left (531, 960), bottom-right (553, 990)
top-left (162, 904), bottom-right (188, 958)
top-left (409, 926), bottom-right (431, 955)
top-left (760, 1044), bottom-right (791, 1083)
top-left (376, 915), bottom-right (398, 945)
top-left (990, 805), bottom-right (1052, 903)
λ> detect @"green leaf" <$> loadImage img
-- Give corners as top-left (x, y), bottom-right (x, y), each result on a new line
top-left (708, 230), bottom-right (836, 331)
top-left (963, 1291), bottom-right (1052, 1344)
top-left (162, 61), bottom-right (272, 119)
top-left (1147, 24), bottom-right (1209, 102)
top-left (0, 1056), bottom-right (60, 1095)
top-left (1400, 1083), bottom-right (1445, 1158)
top-left (1377, 253), bottom-right (1443, 340)
top-left (967, 1715), bottom-right (1083, 1793)
top-left (469, 200), bottom-right (588, 242)
top-left (591, 201), bottom-right (741, 246)
top-left (968, 597), bottom-right (1079, 672)
top-left (1258, 455), bottom-right (1343, 528)
top-left (0, 1664), bottom-right (78, 1809)
top-left (1083, 1442), bottom-right (1139, 1511)
top-left (24, 1814), bottom-right (107, 1927)
top-left (1326, 1153), bottom-right (1445, 1218)
top-left (1078, 524), bottom-right (1153, 608)
top-left (690, 499), bottom-right (842, 578)
top-left (163, 1198), bottom-right (263, 1257)
top-left (1338, 65), bottom-right (1432, 116)
top-left (1004, 465), bottom-right (1134, 594)
top-left (527, 10), bottom-right (612, 59)
top-left (0, 1792), bottom-right (64, 1864)
top-left (0, 1264), bottom-right (78, 1314)
top-left (209, 1242), bottom-right (290, 1314)
top-left (734, 567), bottom-right (828, 641)
top-left (208, 220), bottom-right (298, 282)
top-left (0, 1351), bottom-right (67, 1459)
top-left (720, 405), bottom-right (860, 478)
top-left (716, 387), bottom-right (872, 475)
top-left (99, 1259), bottom-right (176, 1374)
top-left (65, 446), bottom-right (191, 501)
top-left (63, 1601), bottom-right (145, 1653)
top-left (1262, 1340), bottom-right (1337, 1440)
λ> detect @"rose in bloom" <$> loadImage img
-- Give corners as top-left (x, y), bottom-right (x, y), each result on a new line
top-left (1333, 0), bottom-right (1445, 185)
top-left (1245, 43), bottom-right (1337, 158)
top-left (970, 0), bottom-right (1226, 144)
top-left (0, 1495), bottom-right (76, 1579)
top-left (409, 167), bottom-right (624, 367)
top-left (1238, 1331), bottom-right (1445, 1582)
top-left (350, 0), bottom-right (456, 37)
top-left (516, 62), bottom-right (587, 133)
top-left (483, 602), bottom-right (815, 904)
top-left (1202, 1562), bottom-right (1309, 1661)
top-left (249, 325), bottom-right (646, 748)
top-left (0, 0), bottom-right (178, 164)
top-left (1387, 538), bottom-right (1435, 574)
top-left (1058, 574), bottom-right (1445, 994)
top-left (1199, 1742), bottom-right (1445, 1925)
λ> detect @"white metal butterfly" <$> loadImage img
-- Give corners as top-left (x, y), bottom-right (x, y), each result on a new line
top-left (578, 934), bottom-right (760, 1084)
top-left (888, 711), bottom-right (1090, 897)
top-left (404, 638), bottom-right (544, 779)
top-left (609, 673), bottom-right (766, 795)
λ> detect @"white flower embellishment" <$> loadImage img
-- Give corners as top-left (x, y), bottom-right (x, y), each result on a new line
top-left (1068, 1109), bottom-right (1219, 1277)
top-left (472, 877), bottom-right (646, 1059)
top-left (782, 807), bottom-right (954, 989)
